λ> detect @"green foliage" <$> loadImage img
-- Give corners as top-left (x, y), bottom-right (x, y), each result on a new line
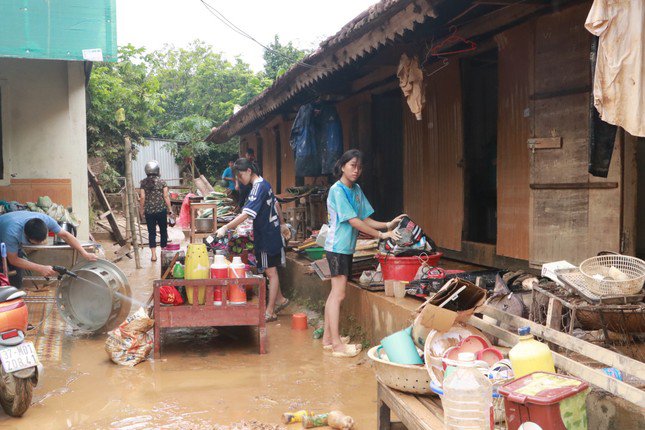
top-left (87, 45), bottom-right (163, 189)
top-left (263, 35), bottom-right (310, 81)
top-left (87, 37), bottom-right (304, 188)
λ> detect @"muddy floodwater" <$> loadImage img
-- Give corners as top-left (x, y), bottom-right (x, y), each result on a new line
top-left (3, 240), bottom-right (377, 429)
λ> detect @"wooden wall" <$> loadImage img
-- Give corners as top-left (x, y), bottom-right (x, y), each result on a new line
top-left (403, 61), bottom-right (464, 251)
top-left (529, 3), bottom-right (621, 266)
top-left (496, 22), bottom-right (533, 260)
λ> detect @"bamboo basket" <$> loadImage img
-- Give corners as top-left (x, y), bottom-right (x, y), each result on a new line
top-left (368, 346), bottom-right (434, 395)
top-left (579, 255), bottom-right (645, 296)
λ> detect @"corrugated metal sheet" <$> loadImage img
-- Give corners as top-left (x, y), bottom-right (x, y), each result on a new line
top-left (496, 22), bottom-right (533, 260)
top-left (0, 0), bottom-right (117, 62)
top-left (132, 138), bottom-right (181, 186)
top-left (403, 61), bottom-right (463, 251)
top-left (427, 61), bottom-right (464, 251)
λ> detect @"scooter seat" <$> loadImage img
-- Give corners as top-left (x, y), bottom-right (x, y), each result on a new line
top-left (0, 287), bottom-right (26, 302)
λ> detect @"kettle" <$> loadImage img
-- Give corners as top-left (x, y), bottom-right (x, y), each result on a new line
top-left (54, 222), bottom-right (77, 245)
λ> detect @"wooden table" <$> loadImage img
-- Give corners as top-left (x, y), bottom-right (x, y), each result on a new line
top-left (152, 277), bottom-right (267, 357)
top-left (378, 380), bottom-right (445, 430)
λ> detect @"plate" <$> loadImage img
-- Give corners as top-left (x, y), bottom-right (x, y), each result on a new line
top-left (0, 342), bottom-right (39, 373)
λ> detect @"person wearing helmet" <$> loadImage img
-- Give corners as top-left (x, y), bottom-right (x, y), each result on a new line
top-left (139, 160), bottom-right (173, 261)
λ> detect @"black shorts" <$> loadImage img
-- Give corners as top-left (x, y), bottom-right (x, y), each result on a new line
top-left (255, 249), bottom-right (286, 271)
top-left (326, 251), bottom-right (353, 277)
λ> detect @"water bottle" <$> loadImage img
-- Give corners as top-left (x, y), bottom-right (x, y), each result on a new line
top-left (443, 352), bottom-right (493, 430)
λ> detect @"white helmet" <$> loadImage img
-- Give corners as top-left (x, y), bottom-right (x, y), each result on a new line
top-left (144, 160), bottom-right (160, 176)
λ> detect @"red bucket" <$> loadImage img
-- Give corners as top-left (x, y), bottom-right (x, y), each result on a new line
top-left (376, 253), bottom-right (443, 282)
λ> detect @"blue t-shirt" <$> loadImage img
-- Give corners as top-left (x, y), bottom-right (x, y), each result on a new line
top-left (242, 177), bottom-right (284, 255)
top-left (0, 212), bottom-right (61, 253)
top-left (324, 181), bottom-right (374, 255)
top-left (221, 167), bottom-right (236, 191)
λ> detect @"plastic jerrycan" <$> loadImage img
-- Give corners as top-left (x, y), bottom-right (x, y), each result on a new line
top-left (184, 243), bottom-right (209, 304)
top-left (443, 352), bottom-right (493, 430)
top-left (210, 254), bottom-right (229, 305)
top-left (509, 326), bottom-right (556, 378)
top-left (228, 256), bottom-right (247, 305)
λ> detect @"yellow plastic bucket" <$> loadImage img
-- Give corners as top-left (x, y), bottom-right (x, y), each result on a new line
top-left (184, 243), bottom-right (209, 304)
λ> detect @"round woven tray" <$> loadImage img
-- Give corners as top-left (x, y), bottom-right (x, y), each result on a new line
top-left (579, 255), bottom-right (645, 296)
top-left (368, 346), bottom-right (434, 395)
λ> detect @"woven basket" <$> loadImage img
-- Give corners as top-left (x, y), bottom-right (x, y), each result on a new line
top-left (579, 255), bottom-right (645, 296)
top-left (368, 346), bottom-right (434, 395)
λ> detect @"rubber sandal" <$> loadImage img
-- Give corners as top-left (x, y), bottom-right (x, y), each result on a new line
top-left (274, 298), bottom-right (290, 314)
top-left (323, 336), bottom-right (351, 350)
top-left (331, 344), bottom-right (362, 358)
top-left (265, 312), bottom-right (278, 322)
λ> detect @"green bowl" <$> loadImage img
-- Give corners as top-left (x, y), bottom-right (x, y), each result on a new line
top-left (304, 247), bottom-right (326, 261)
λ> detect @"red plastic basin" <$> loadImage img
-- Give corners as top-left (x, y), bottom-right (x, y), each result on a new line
top-left (376, 253), bottom-right (443, 281)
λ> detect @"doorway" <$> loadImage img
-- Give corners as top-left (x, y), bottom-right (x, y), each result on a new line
top-left (462, 50), bottom-right (499, 244)
top-left (637, 139), bottom-right (645, 259)
top-left (371, 90), bottom-right (404, 220)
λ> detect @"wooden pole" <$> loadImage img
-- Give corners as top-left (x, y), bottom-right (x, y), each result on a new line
top-left (125, 136), bottom-right (141, 268)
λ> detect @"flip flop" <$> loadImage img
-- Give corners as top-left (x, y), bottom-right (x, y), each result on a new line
top-left (331, 344), bottom-right (362, 358)
top-left (323, 336), bottom-right (351, 350)
top-left (275, 298), bottom-right (290, 314)
top-left (265, 312), bottom-right (278, 322)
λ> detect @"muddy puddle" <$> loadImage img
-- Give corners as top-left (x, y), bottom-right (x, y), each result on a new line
top-left (0, 237), bottom-right (377, 429)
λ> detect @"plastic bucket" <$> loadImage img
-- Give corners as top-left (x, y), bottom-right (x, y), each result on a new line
top-left (376, 253), bottom-right (443, 282)
top-left (291, 313), bottom-right (308, 330)
top-left (380, 327), bottom-right (423, 365)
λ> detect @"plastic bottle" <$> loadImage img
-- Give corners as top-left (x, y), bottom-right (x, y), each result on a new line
top-left (442, 352), bottom-right (493, 430)
top-left (210, 254), bottom-right (229, 305)
top-left (229, 256), bottom-right (246, 278)
top-left (509, 326), bottom-right (556, 378)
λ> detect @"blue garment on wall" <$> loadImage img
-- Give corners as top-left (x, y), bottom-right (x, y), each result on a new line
top-left (316, 105), bottom-right (344, 175)
top-left (289, 104), bottom-right (321, 177)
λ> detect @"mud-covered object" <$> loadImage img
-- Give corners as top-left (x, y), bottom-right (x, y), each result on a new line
top-left (487, 274), bottom-right (527, 319)
top-left (105, 307), bottom-right (154, 367)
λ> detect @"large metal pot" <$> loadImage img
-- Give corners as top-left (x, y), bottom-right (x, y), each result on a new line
top-left (56, 259), bottom-right (131, 333)
top-left (194, 218), bottom-right (214, 233)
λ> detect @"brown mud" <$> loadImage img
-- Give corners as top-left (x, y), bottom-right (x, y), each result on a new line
top-left (1, 233), bottom-right (377, 429)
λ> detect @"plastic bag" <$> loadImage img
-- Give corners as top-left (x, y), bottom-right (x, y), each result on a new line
top-left (105, 307), bottom-right (154, 367)
top-left (159, 285), bottom-right (184, 306)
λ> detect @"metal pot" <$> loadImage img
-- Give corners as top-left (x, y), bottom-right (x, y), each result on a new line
top-left (194, 218), bottom-right (214, 233)
top-left (56, 259), bottom-right (131, 333)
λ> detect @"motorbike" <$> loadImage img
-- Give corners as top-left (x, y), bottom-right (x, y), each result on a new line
top-left (0, 286), bottom-right (39, 417)
top-left (0, 243), bottom-right (40, 417)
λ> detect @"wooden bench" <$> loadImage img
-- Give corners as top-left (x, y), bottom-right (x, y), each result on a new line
top-left (378, 380), bottom-right (445, 430)
top-left (152, 278), bottom-right (267, 357)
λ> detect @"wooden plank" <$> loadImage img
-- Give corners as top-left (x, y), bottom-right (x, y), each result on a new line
top-left (527, 137), bottom-right (562, 149)
top-left (469, 314), bottom-right (645, 407)
top-left (88, 169), bottom-right (126, 246)
top-left (496, 20), bottom-right (533, 260)
top-left (99, 210), bottom-right (112, 220)
top-left (377, 382), bottom-right (444, 430)
top-left (530, 182), bottom-right (619, 190)
top-left (481, 305), bottom-right (645, 381)
top-left (545, 297), bottom-right (563, 350)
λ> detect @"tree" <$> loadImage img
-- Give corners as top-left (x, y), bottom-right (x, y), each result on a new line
top-left (87, 45), bottom-right (163, 190)
top-left (263, 35), bottom-right (310, 81)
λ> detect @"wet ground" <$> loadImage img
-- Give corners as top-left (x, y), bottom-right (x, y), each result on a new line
top-left (1, 234), bottom-right (377, 429)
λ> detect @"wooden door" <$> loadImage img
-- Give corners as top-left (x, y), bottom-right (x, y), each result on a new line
top-left (529, 4), bottom-right (621, 266)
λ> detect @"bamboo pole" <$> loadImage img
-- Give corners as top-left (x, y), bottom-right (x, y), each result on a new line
top-left (124, 136), bottom-right (141, 268)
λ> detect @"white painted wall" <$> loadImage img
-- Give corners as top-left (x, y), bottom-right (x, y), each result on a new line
top-left (0, 58), bottom-right (90, 239)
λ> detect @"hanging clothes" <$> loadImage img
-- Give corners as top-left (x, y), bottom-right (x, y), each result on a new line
top-left (585, 0), bottom-right (645, 138)
top-left (289, 104), bottom-right (321, 177)
top-left (314, 104), bottom-right (344, 175)
top-left (589, 35), bottom-right (618, 178)
top-left (397, 54), bottom-right (426, 120)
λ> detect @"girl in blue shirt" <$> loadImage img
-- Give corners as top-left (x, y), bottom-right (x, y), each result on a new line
top-left (323, 149), bottom-right (404, 357)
